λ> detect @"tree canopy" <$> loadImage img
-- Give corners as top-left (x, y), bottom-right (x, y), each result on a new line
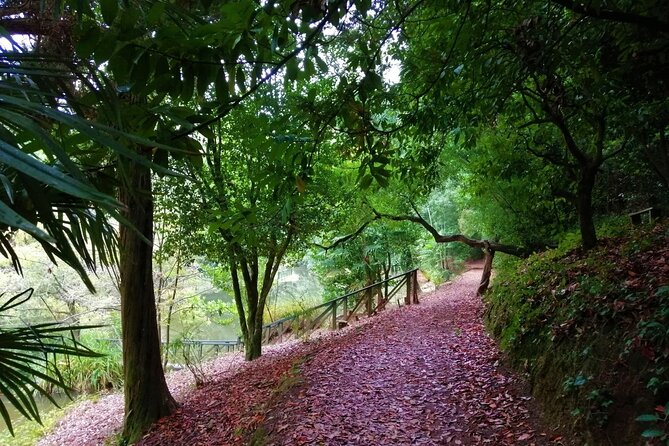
top-left (1, 0), bottom-right (667, 441)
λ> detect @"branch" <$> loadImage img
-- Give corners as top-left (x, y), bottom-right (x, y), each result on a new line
top-left (550, 0), bottom-right (669, 34)
top-left (314, 219), bottom-right (376, 251)
top-left (372, 208), bottom-right (535, 258)
top-left (523, 139), bottom-right (574, 168)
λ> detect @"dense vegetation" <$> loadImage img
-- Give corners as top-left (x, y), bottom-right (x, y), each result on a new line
top-left (0, 0), bottom-right (667, 443)
top-left (486, 220), bottom-right (669, 444)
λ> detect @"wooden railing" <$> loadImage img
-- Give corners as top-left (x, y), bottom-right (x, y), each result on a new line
top-left (101, 269), bottom-right (420, 354)
top-left (261, 268), bottom-right (419, 345)
top-left (99, 338), bottom-right (244, 356)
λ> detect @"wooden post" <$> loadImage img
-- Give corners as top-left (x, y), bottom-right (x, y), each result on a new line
top-left (365, 288), bottom-right (373, 315)
top-left (331, 301), bottom-right (337, 330)
top-left (376, 285), bottom-right (384, 310)
top-left (412, 270), bottom-right (419, 304)
top-left (405, 272), bottom-right (412, 305)
top-left (342, 297), bottom-right (348, 320)
top-left (477, 241), bottom-right (495, 296)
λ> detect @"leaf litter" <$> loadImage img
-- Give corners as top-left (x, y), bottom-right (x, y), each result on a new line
top-left (40, 268), bottom-right (568, 445)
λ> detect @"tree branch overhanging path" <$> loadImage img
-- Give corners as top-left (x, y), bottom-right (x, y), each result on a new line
top-left (318, 205), bottom-right (538, 295)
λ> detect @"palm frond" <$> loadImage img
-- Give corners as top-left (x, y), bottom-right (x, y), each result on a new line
top-left (0, 289), bottom-right (103, 435)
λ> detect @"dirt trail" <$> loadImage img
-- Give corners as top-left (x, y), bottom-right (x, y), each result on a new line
top-left (40, 269), bottom-right (564, 446)
top-left (264, 269), bottom-right (562, 445)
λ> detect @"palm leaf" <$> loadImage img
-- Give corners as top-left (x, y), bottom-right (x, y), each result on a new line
top-left (0, 289), bottom-right (103, 435)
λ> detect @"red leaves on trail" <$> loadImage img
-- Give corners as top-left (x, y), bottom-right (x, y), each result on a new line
top-left (260, 270), bottom-right (565, 446)
top-left (45, 269), bottom-right (568, 446)
top-left (135, 348), bottom-right (306, 446)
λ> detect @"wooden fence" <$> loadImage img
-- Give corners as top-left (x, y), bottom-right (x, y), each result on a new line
top-left (102, 269), bottom-right (420, 354)
top-left (260, 268), bottom-right (419, 344)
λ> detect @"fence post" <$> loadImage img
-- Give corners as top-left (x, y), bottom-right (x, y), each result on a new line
top-left (405, 271), bottom-right (412, 305)
top-left (342, 296), bottom-right (349, 320)
top-left (412, 270), bottom-right (419, 304)
top-left (365, 287), bottom-right (373, 315)
top-left (331, 300), bottom-right (337, 330)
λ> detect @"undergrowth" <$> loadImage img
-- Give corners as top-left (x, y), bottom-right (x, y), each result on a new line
top-left (485, 220), bottom-right (669, 445)
top-left (56, 338), bottom-right (123, 393)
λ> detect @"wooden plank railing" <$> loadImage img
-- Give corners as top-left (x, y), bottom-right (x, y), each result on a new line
top-left (260, 268), bottom-right (419, 345)
top-left (99, 338), bottom-right (244, 356)
top-left (100, 269), bottom-right (420, 356)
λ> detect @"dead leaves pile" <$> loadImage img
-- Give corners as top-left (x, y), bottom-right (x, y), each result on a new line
top-left (261, 270), bottom-right (566, 445)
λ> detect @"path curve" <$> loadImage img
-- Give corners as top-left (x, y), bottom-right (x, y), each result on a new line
top-left (264, 269), bottom-right (562, 445)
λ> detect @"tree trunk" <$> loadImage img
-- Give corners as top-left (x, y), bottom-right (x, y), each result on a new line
top-left (162, 258), bottom-right (181, 368)
top-left (162, 298), bottom-right (176, 369)
top-left (245, 320), bottom-right (263, 361)
top-left (477, 243), bottom-right (495, 296)
top-left (119, 157), bottom-right (177, 443)
top-left (576, 167), bottom-right (598, 250)
top-left (66, 300), bottom-right (81, 341)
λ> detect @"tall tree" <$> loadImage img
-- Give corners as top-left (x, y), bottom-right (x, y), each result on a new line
top-left (160, 87), bottom-right (342, 360)
top-left (70, 0), bottom-right (366, 438)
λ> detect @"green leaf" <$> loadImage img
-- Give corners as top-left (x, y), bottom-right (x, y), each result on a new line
top-left (0, 201), bottom-right (55, 243)
top-left (314, 55), bottom-right (328, 73)
top-left (286, 58), bottom-right (299, 82)
top-left (0, 140), bottom-right (118, 208)
top-left (636, 414), bottom-right (659, 422)
top-left (0, 173), bottom-right (14, 204)
top-left (153, 148), bottom-right (169, 170)
top-left (235, 66), bottom-right (246, 92)
top-left (641, 428), bottom-right (664, 438)
top-left (75, 26), bottom-right (100, 59)
top-left (130, 51), bottom-right (151, 93)
top-left (359, 174), bottom-right (373, 189)
top-left (147, 2), bottom-right (166, 26)
top-left (100, 0), bottom-right (118, 25)
top-left (94, 32), bottom-right (118, 64)
top-left (214, 67), bottom-right (229, 103)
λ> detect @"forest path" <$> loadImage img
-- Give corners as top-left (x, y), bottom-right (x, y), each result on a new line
top-left (261, 268), bottom-right (563, 446)
top-left (46, 267), bottom-right (565, 446)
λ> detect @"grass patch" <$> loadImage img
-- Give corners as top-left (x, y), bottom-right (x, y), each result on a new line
top-left (0, 398), bottom-right (78, 446)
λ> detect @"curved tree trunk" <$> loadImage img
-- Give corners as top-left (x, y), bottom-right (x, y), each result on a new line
top-left (477, 242), bottom-right (495, 296)
top-left (119, 156), bottom-right (177, 443)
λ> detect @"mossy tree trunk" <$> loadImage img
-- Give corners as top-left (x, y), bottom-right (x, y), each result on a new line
top-left (576, 166), bottom-right (598, 250)
top-left (119, 155), bottom-right (177, 443)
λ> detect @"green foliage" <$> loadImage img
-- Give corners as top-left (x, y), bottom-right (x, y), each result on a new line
top-left (636, 402), bottom-right (669, 444)
top-left (312, 220), bottom-right (417, 300)
top-left (0, 289), bottom-right (102, 435)
top-left (57, 338), bottom-right (123, 393)
top-left (485, 220), bottom-right (669, 443)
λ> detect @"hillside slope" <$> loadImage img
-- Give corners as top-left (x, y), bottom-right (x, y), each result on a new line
top-left (485, 221), bottom-right (669, 445)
